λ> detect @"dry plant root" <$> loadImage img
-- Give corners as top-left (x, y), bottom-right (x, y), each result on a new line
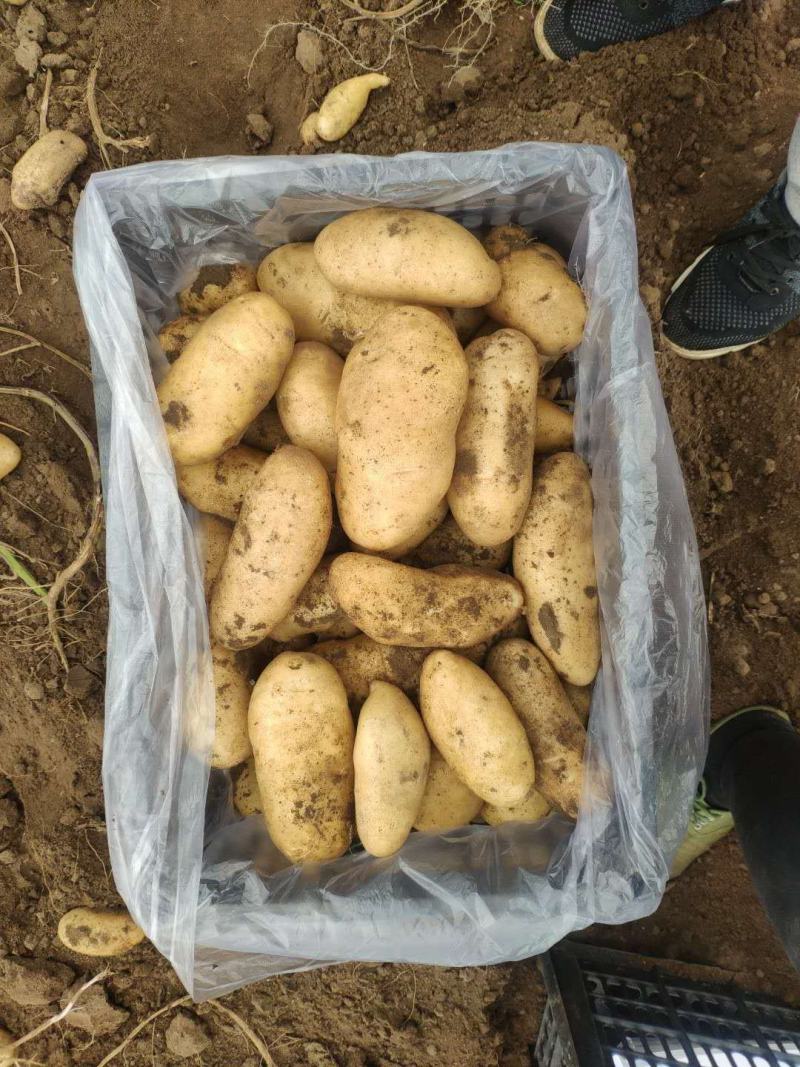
top-left (0, 222), bottom-right (22, 298)
top-left (87, 61), bottom-right (150, 170)
top-left (0, 325), bottom-right (91, 380)
top-left (0, 387), bottom-right (102, 672)
top-left (1, 970), bottom-right (109, 1064)
top-left (302, 74), bottom-right (390, 143)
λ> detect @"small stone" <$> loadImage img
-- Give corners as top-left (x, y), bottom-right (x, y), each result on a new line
top-left (65, 664), bottom-right (96, 699)
top-left (413, 129), bottom-right (426, 149)
top-left (23, 680), bottom-right (44, 701)
top-left (426, 1045), bottom-right (438, 1057)
top-left (711, 470), bottom-right (733, 493)
top-left (46, 29), bottom-right (68, 47)
top-left (786, 37), bottom-right (800, 53)
top-left (60, 67), bottom-right (77, 84)
top-left (635, 52), bottom-right (649, 65)
top-left (59, 980), bottom-right (129, 1035)
top-left (40, 52), bottom-right (71, 70)
top-left (753, 141), bottom-right (772, 158)
top-left (0, 956), bottom-right (75, 1006)
top-left (673, 164), bottom-right (697, 190)
top-left (716, 593), bottom-right (732, 607)
top-left (165, 1012), bottom-right (210, 1059)
top-left (750, 343), bottom-right (769, 357)
top-left (734, 656), bottom-right (751, 678)
top-left (758, 592), bottom-right (772, 604)
top-left (759, 602), bottom-right (779, 617)
top-left (14, 39), bottom-right (41, 77)
top-left (441, 65), bottom-right (482, 104)
top-left (245, 112), bottom-right (273, 145)
top-left (762, 457), bottom-right (776, 475)
top-left (295, 29), bottom-right (323, 74)
top-left (0, 66), bottom-right (26, 99)
top-left (15, 5), bottom-right (47, 44)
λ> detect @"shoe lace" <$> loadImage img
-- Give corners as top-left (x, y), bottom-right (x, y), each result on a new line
top-left (720, 195), bottom-right (800, 295)
top-left (690, 781), bottom-right (725, 829)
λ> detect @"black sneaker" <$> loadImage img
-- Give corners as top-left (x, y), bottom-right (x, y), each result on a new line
top-left (534, 0), bottom-right (729, 62)
top-left (662, 177), bottom-right (800, 359)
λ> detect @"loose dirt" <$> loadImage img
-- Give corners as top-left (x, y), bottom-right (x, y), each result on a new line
top-left (1, 0), bottom-right (800, 1063)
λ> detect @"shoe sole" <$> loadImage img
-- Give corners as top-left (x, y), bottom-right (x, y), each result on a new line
top-left (533, 0), bottom-right (563, 62)
top-left (711, 704), bottom-right (791, 736)
top-left (663, 245), bottom-right (770, 360)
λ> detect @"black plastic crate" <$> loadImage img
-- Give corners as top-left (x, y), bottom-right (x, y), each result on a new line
top-left (535, 942), bottom-right (800, 1067)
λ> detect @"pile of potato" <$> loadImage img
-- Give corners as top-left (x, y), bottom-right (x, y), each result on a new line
top-left (156, 208), bottom-right (599, 867)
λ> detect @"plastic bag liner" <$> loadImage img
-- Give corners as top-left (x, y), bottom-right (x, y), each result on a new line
top-left (72, 143), bottom-right (709, 1000)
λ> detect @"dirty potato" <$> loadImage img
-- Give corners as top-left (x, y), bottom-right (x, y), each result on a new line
top-left (364, 497), bottom-right (449, 561)
top-left (402, 513), bottom-right (512, 571)
top-left (536, 398), bottom-right (574, 453)
top-left (563, 680), bottom-right (593, 725)
top-left (313, 634), bottom-right (431, 709)
top-left (233, 758), bottom-right (262, 816)
top-left (57, 908), bottom-right (144, 957)
top-left (178, 262), bottom-right (257, 316)
top-left (450, 306), bottom-right (487, 345)
top-left (482, 787), bottom-right (550, 826)
top-left (276, 341), bottom-right (343, 472)
top-left (177, 444), bottom-right (267, 521)
top-left (242, 400), bottom-right (290, 452)
top-left (0, 433), bottom-right (21, 481)
top-left (414, 748), bottom-right (483, 832)
top-left (198, 514), bottom-right (233, 599)
top-left (158, 314), bottom-right (205, 363)
top-left (10, 129), bottom-right (88, 211)
top-left (270, 556), bottom-right (359, 642)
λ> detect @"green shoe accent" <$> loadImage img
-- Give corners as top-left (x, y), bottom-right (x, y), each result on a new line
top-left (669, 781), bottom-right (734, 879)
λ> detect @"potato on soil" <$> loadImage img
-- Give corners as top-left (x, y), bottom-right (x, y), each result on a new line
top-left (354, 681), bottom-right (430, 857)
top-left (336, 305), bottom-right (468, 552)
top-left (270, 556), bottom-right (358, 642)
top-left (486, 638), bottom-right (586, 818)
top-left (414, 748), bottom-right (483, 832)
top-left (315, 208), bottom-right (502, 308)
top-left (564, 680), bottom-right (593, 725)
top-left (257, 242), bottom-right (401, 354)
top-left (513, 452), bottom-right (600, 685)
top-left (313, 634), bottom-right (431, 708)
top-left (249, 651), bottom-right (354, 864)
top-left (57, 908), bottom-right (144, 957)
top-left (177, 444), bottom-right (266, 521)
top-left (0, 433), bottom-right (21, 481)
top-left (536, 398), bottom-right (574, 453)
top-left (178, 262), bottom-right (257, 316)
top-left (482, 787), bottom-right (550, 826)
top-left (158, 314), bottom-right (205, 363)
top-left (10, 129), bottom-right (88, 211)
top-left (233, 758), bottom-right (262, 816)
top-left (486, 246), bottom-right (586, 367)
top-left (157, 292), bottom-right (294, 467)
top-left (210, 445), bottom-right (331, 650)
top-left (198, 513), bottom-right (232, 599)
top-left (276, 341), bottom-right (343, 472)
top-left (242, 400), bottom-right (290, 452)
top-left (420, 651), bottom-right (535, 806)
top-left (402, 513), bottom-right (511, 571)
top-left (329, 554), bottom-right (524, 648)
top-left (312, 73), bottom-right (390, 142)
top-left (448, 329), bottom-right (540, 548)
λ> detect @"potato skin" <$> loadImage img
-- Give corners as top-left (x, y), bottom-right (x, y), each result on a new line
top-left (448, 329), bottom-right (540, 548)
top-left (199, 514), bottom-right (233, 600)
top-left (536, 398), bottom-right (574, 453)
top-left (0, 433), bottom-right (22, 480)
top-left (158, 314), bottom-right (204, 363)
top-left (420, 651), bottom-right (535, 805)
top-left (486, 247), bottom-right (586, 367)
top-left (402, 513), bottom-right (511, 571)
top-left (249, 652), bottom-right (354, 864)
top-left (314, 635), bottom-right (431, 709)
top-left (209, 645), bottom-right (252, 768)
top-left (57, 908), bottom-right (144, 957)
top-left (512, 452), bottom-right (600, 685)
top-left (486, 639), bottom-right (586, 818)
top-left (276, 342), bottom-right (343, 472)
top-left (157, 292), bottom-right (294, 466)
top-left (363, 497), bottom-right (448, 561)
top-left (315, 207), bottom-right (501, 307)
top-left (178, 262), bottom-right (257, 316)
top-left (354, 681), bottom-right (430, 856)
top-left (482, 787), bottom-right (550, 826)
top-left (564, 681), bottom-right (592, 725)
top-left (233, 757), bottom-right (262, 816)
top-left (242, 401), bottom-right (290, 452)
top-left (177, 445), bottom-right (267, 521)
top-left (329, 554), bottom-right (524, 648)
top-left (414, 748), bottom-right (483, 831)
top-left (257, 242), bottom-right (401, 354)
top-left (210, 446), bottom-right (332, 649)
top-left (483, 224), bottom-right (533, 261)
top-left (270, 556), bottom-right (359, 642)
top-left (336, 306), bottom-right (468, 552)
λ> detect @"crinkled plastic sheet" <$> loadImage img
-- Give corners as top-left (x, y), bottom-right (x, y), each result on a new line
top-left (72, 144), bottom-right (709, 1000)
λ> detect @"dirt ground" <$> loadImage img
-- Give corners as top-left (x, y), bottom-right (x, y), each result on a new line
top-left (1, 0), bottom-right (800, 1063)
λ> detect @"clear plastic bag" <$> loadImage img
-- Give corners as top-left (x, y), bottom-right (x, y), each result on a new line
top-left (72, 144), bottom-right (709, 999)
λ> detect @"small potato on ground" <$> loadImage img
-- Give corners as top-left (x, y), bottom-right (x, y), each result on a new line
top-left (276, 341), bottom-right (343, 472)
top-left (58, 907), bottom-right (144, 957)
top-left (0, 433), bottom-right (21, 481)
top-left (10, 130), bottom-right (88, 211)
top-left (414, 748), bottom-right (483, 832)
top-left (178, 262), bottom-right (257, 316)
top-left (177, 444), bottom-right (267, 521)
top-left (310, 73), bottom-right (390, 142)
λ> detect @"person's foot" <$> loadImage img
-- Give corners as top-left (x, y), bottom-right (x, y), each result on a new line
top-left (534, 0), bottom-right (727, 62)
top-left (662, 177), bottom-right (800, 359)
top-left (670, 705), bottom-right (791, 877)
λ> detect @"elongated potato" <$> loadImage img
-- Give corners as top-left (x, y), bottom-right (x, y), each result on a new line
top-left (57, 908), bottom-right (144, 957)
top-left (486, 639), bottom-right (586, 818)
top-left (211, 446), bottom-right (331, 649)
top-left (448, 329), bottom-right (540, 548)
top-left (315, 208), bottom-right (501, 307)
top-left (184, 644), bottom-right (252, 768)
top-left (157, 293), bottom-right (294, 466)
top-left (420, 651), bottom-right (534, 805)
top-left (177, 445), bottom-right (267, 521)
top-left (314, 74), bottom-right (390, 141)
top-left (414, 748), bottom-right (483, 831)
top-left (482, 787), bottom-right (550, 826)
top-left (270, 557), bottom-right (358, 641)
top-left (276, 342), bottom-right (343, 472)
top-left (354, 682), bottom-right (430, 856)
top-left (403, 513), bottom-right (511, 570)
top-left (249, 652), bottom-right (354, 863)
top-left (178, 263), bottom-right (257, 316)
top-left (513, 452), bottom-right (600, 685)
top-left (536, 398), bottom-right (574, 453)
top-left (0, 433), bottom-right (21, 480)
top-left (158, 314), bottom-right (204, 363)
top-left (329, 554), bottom-right (523, 648)
top-left (10, 130), bottom-right (88, 211)
top-left (486, 246), bottom-right (586, 367)
top-left (336, 306), bottom-right (468, 551)
top-left (242, 401), bottom-right (290, 452)
top-left (233, 758), bottom-right (262, 816)
top-left (314, 634), bottom-right (431, 708)
top-left (199, 514), bottom-right (233, 599)
top-left (257, 243), bottom-right (401, 354)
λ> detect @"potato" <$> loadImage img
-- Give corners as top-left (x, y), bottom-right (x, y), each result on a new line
top-left (157, 292), bottom-right (294, 467)
top-left (233, 758), bottom-right (262, 816)
top-left (359, 497), bottom-right (448, 561)
top-left (57, 907), bottom-right (144, 957)
top-left (242, 401), bottom-right (290, 452)
top-left (536, 398), bottom-right (574, 453)
top-left (177, 445), bottom-right (267, 521)
top-left (402, 514), bottom-right (511, 570)
top-left (329, 555), bottom-right (523, 648)
top-left (315, 208), bottom-right (502, 307)
top-left (450, 306), bottom-right (486, 345)
top-left (513, 452), bottom-right (600, 685)
top-left (564, 681), bottom-right (592, 726)
top-left (270, 557), bottom-right (359, 641)
top-left (314, 635), bottom-right (430, 708)
top-left (420, 651), bottom-right (534, 805)
top-left (184, 644), bottom-right (252, 767)
top-left (336, 306), bottom-right (468, 551)
top-left (257, 242), bottom-right (401, 354)
top-left (414, 748), bottom-right (483, 832)
top-left (484, 226), bottom-right (567, 267)
top-left (312, 74), bottom-right (390, 141)
top-left (486, 246), bottom-right (586, 367)
top-left (486, 639), bottom-right (586, 818)
top-left (211, 446), bottom-right (331, 649)
top-left (538, 377), bottom-right (562, 401)
top-left (198, 514), bottom-right (232, 599)
top-left (482, 788), bottom-right (550, 826)
top-left (178, 263), bottom-right (258, 316)
top-left (10, 130), bottom-right (88, 211)
top-left (448, 329), bottom-right (540, 548)
top-left (158, 314), bottom-right (205, 363)
top-left (276, 342), bottom-right (343, 472)
top-left (0, 433), bottom-right (21, 481)
top-left (249, 651), bottom-right (354, 863)
top-left (354, 681), bottom-right (430, 857)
